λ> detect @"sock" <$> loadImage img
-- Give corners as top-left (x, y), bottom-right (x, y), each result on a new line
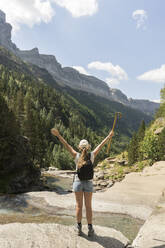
top-left (88, 224), bottom-right (93, 228)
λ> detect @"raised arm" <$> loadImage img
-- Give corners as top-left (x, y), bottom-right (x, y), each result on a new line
top-left (93, 130), bottom-right (114, 158)
top-left (51, 128), bottom-right (77, 158)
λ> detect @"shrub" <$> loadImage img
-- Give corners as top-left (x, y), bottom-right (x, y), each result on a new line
top-left (140, 130), bottom-right (160, 162)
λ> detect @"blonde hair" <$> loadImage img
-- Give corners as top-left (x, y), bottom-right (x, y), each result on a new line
top-left (77, 147), bottom-right (90, 169)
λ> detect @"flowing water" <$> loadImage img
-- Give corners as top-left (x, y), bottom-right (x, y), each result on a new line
top-left (0, 175), bottom-right (144, 242)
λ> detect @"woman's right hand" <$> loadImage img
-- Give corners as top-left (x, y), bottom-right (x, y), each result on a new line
top-left (51, 128), bottom-right (60, 137)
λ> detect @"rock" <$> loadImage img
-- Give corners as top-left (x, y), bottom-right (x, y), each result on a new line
top-left (96, 180), bottom-right (104, 186)
top-left (93, 182), bottom-right (97, 187)
top-left (107, 181), bottom-right (114, 188)
top-left (48, 167), bottom-right (57, 171)
top-left (100, 181), bottom-right (109, 187)
top-left (95, 186), bottom-right (103, 191)
top-left (117, 160), bottom-right (126, 166)
top-left (0, 10), bottom-right (18, 53)
top-left (154, 127), bottom-right (164, 135)
top-left (96, 171), bottom-right (105, 180)
top-left (0, 223), bottom-right (129, 248)
top-left (105, 157), bottom-right (117, 163)
top-left (132, 211), bottom-right (165, 248)
top-left (0, 10), bottom-right (5, 22)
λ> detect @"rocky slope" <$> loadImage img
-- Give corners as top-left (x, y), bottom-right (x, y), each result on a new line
top-left (0, 9), bottom-right (159, 115)
top-left (133, 186), bottom-right (165, 248)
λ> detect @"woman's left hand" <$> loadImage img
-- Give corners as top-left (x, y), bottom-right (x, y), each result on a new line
top-left (108, 130), bottom-right (114, 138)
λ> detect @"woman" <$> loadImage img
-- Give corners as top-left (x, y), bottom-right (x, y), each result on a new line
top-left (51, 128), bottom-right (114, 236)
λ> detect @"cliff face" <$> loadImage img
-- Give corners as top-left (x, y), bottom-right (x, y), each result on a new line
top-left (0, 9), bottom-right (159, 115)
top-left (0, 10), bottom-right (18, 53)
top-left (17, 48), bottom-right (110, 99)
top-left (110, 89), bottom-right (159, 115)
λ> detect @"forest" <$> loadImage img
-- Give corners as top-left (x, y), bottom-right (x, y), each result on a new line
top-left (0, 46), bottom-right (153, 172)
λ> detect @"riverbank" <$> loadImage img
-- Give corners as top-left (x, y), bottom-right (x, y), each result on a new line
top-left (0, 161), bottom-right (164, 247)
top-left (40, 161), bottom-right (165, 220)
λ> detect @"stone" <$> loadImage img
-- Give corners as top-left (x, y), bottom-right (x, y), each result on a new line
top-left (107, 181), bottom-right (114, 188)
top-left (95, 186), bottom-right (103, 191)
top-left (96, 171), bottom-right (105, 180)
top-left (154, 127), bottom-right (164, 135)
top-left (0, 10), bottom-right (6, 22)
top-left (117, 160), bottom-right (125, 166)
top-left (48, 167), bottom-right (56, 171)
top-left (0, 223), bottom-right (129, 248)
top-left (93, 182), bottom-right (97, 187)
top-left (105, 157), bottom-right (117, 163)
top-left (132, 211), bottom-right (165, 248)
top-left (100, 181), bottom-right (109, 187)
top-left (96, 180), bottom-right (103, 186)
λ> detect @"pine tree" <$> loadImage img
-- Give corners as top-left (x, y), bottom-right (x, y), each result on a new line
top-left (128, 133), bottom-right (139, 165)
top-left (137, 120), bottom-right (145, 141)
top-left (137, 120), bottom-right (146, 160)
top-left (0, 94), bottom-right (19, 169)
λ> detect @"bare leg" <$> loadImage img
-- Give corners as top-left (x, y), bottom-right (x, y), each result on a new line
top-left (84, 192), bottom-right (93, 224)
top-left (75, 192), bottom-right (83, 223)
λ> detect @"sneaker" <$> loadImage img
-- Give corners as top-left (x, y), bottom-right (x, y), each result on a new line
top-left (74, 223), bottom-right (82, 236)
top-left (88, 225), bottom-right (94, 237)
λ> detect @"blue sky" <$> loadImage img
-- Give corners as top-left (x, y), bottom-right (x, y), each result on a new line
top-left (0, 0), bottom-right (164, 102)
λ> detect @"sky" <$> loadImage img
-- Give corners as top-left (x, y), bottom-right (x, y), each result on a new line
top-left (0, 0), bottom-right (165, 102)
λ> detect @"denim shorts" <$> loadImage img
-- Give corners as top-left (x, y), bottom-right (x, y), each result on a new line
top-left (72, 180), bottom-right (93, 192)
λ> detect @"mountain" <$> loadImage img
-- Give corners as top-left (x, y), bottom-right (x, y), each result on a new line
top-left (0, 9), bottom-right (159, 116)
top-left (0, 44), bottom-right (151, 154)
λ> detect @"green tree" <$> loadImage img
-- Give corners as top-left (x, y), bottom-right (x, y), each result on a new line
top-left (128, 132), bottom-right (139, 165)
top-left (137, 120), bottom-right (146, 160)
top-left (139, 130), bottom-right (160, 162)
top-left (0, 94), bottom-right (19, 169)
top-left (157, 128), bottom-right (165, 160)
top-left (155, 87), bottom-right (165, 118)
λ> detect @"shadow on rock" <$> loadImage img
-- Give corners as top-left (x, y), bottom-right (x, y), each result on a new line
top-left (81, 232), bottom-right (127, 248)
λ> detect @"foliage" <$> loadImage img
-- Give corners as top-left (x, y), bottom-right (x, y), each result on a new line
top-left (157, 127), bottom-right (165, 160)
top-left (0, 93), bottom-right (20, 169)
top-left (0, 46), bottom-right (152, 170)
top-left (155, 87), bottom-right (165, 118)
top-left (128, 133), bottom-right (139, 165)
top-left (127, 120), bottom-right (146, 165)
top-left (139, 130), bottom-right (160, 162)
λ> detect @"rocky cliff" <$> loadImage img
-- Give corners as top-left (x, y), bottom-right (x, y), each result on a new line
top-left (0, 9), bottom-right (159, 115)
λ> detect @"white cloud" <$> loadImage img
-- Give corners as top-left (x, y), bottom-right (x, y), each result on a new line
top-left (137, 65), bottom-right (165, 83)
top-left (0, 0), bottom-right (54, 32)
top-left (0, 0), bottom-right (98, 32)
top-left (132, 9), bottom-right (148, 29)
top-left (52, 0), bottom-right (98, 18)
top-left (106, 78), bottom-right (120, 87)
top-left (88, 61), bottom-right (128, 81)
top-left (153, 99), bottom-right (160, 103)
top-left (72, 66), bottom-right (90, 75)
